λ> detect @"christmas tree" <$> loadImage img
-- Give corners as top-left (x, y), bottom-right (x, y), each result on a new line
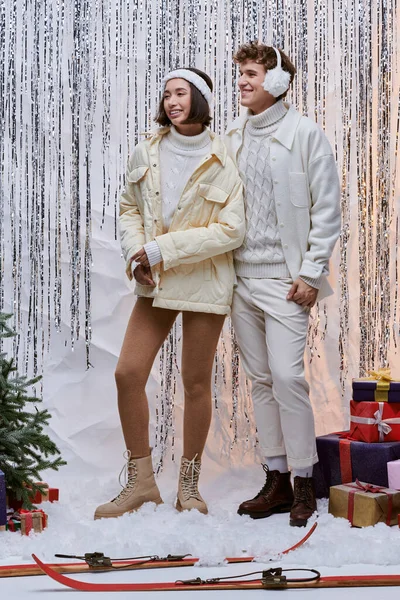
top-left (0, 312), bottom-right (66, 508)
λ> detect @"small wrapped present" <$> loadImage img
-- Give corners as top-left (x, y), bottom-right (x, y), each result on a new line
top-left (27, 482), bottom-right (59, 503)
top-left (352, 368), bottom-right (400, 402)
top-left (329, 479), bottom-right (400, 527)
top-left (388, 459), bottom-right (400, 490)
top-left (0, 470), bottom-right (6, 529)
top-left (19, 509), bottom-right (47, 535)
top-left (312, 433), bottom-right (400, 498)
top-left (349, 400), bottom-right (400, 442)
top-left (27, 483), bottom-right (47, 504)
top-left (6, 517), bottom-right (21, 532)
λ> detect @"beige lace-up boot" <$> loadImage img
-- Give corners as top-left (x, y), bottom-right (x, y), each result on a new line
top-left (94, 451), bottom-right (162, 519)
top-left (176, 455), bottom-right (208, 515)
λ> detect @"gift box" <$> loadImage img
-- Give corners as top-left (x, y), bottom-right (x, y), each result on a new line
top-left (329, 480), bottom-right (400, 527)
top-left (6, 517), bottom-right (21, 532)
top-left (312, 433), bottom-right (400, 498)
top-left (349, 400), bottom-right (400, 442)
top-left (388, 459), bottom-right (400, 490)
top-left (0, 470), bottom-right (6, 529)
top-left (19, 509), bottom-right (47, 535)
top-left (27, 482), bottom-right (58, 503)
top-left (352, 369), bottom-right (400, 403)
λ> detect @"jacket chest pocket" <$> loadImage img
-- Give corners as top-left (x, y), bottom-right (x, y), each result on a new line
top-left (289, 172), bottom-right (310, 208)
top-left (188, 183), bottom-right (229, 227)
top-left (127, 166), bottom-right (150, 211)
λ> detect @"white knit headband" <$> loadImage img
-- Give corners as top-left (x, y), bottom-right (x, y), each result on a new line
top-left (263, 47), bottom-right (291, 97)
top-left (162, 69), bottom-right (213, 106)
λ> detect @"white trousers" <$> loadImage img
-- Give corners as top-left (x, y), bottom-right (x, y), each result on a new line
top-left (231, 277), bottom-right (318, 469)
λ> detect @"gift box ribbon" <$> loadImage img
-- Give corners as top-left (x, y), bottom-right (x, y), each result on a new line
top-left (350, 402), bottom-right (400, 441)
top-left (367, 369), bottom-right (394, 401)
top-left (344, 479), bottom-right (393, 526)
top-left (19, 508), bottom-right (47, 530)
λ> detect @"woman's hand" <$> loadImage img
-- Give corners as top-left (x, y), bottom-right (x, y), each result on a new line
top-left (132, 247), bottom-right (150, 268)
top-left (133, 264), bottom-right (156, 286)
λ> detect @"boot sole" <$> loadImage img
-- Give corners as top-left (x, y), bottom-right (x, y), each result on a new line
top-left (289, 517), bottom-right (308, 527)
top-left (94, 497), bottom-right (163, 520)
top-left (175, 498), bottom-right (208, 515)
top-left (237, 503), bottom-right (292, 519)
top-left (290, 510), bottom-right (318, 528)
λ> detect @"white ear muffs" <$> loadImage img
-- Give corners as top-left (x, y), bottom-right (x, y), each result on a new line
top-left (263, 47), bottom-right (291, 97)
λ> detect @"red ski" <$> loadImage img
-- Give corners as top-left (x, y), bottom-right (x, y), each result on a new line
top-left (0, 523), bottom-right (317, 578)
top-left (31, 555), bottom-right (400, 592)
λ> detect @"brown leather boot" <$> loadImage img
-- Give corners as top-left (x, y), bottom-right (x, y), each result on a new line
top-left (289, 476), bottom-right (317, 527)
top-left (237, 465), bottom-right (294, 519)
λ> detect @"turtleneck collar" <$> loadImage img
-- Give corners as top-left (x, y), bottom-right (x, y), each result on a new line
top-left (167, 126), bottom-right (211, 151)
top-left (248, 100), bottom-right (288, 130)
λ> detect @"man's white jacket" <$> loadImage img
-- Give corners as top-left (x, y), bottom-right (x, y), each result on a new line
top-left (224, 103), bottom-right (341, 299)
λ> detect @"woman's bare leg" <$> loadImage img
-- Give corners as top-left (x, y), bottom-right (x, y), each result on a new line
top-left (115, 298), bottom-right (178, 458)
top-left (181, 311), bottom-right (225, 460)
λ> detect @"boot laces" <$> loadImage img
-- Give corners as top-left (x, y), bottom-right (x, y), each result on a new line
top-left (180, 455), bottom-right (202, 501)
top-left (112, 450), bottom-right (138, 503)
top-left (256, 464), bottom-right (276, 498)
top-left (293, 477), bottom-right (314, 509)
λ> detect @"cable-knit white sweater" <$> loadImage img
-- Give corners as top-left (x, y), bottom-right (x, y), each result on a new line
top-left (235, 100), bottom-right (290, 278)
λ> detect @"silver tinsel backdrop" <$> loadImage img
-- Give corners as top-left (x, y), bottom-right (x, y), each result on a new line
top-left (0, 0), bottom-right (399, 471)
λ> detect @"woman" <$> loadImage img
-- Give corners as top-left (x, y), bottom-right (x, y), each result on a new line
top-left (95, 68), bottom-right (244, 519)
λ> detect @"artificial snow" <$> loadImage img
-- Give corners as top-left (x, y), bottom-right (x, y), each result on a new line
top-left (1, 463), bottom-right (400, 569)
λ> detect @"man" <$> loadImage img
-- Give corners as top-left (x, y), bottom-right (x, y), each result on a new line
top-left (225, 41), bottom-right (341, 527)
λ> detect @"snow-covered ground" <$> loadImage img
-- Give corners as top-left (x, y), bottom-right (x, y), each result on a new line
top-left (1, 464), bottom-right (400, 599)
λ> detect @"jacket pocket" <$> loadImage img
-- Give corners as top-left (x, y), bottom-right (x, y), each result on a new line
top-left (127, 166), bottom-right (149, 184)
top-left (289, 172), bottom-right (310, 208)
top-left (198, 183), bottom-right (229, 205)
top-left (189, 183), bottom-right (229, 227)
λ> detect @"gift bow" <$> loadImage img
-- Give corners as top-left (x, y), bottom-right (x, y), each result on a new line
top-left (350, 402), bottom-right (400, 441)
top-left (367, 368), bottom-right (393, 382)
top-left (352, 479), bottom-right (384, 494)
top-left (344, 480), bottom-right (394, 526)
top-left (19, 508), bottom-right (46, 517)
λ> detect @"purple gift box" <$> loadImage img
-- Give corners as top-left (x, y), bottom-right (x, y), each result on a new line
top-left (0, 470), bottom-right (6, 528)
top-left (352, 378), bottom-right (400, 402)
top-left (312, 433), bottom-right (400, 498)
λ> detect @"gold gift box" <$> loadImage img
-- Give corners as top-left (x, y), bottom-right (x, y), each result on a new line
top-left (329, 481), bottom-right (400, 527)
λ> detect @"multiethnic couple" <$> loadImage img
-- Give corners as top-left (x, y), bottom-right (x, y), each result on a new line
top-left (95, 41), bottom-right (341, 528)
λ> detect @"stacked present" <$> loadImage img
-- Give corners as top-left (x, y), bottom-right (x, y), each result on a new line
top-left (313, 368), bottom-right (400, 527)
top-left (1, 475), bottom-right (58, 534)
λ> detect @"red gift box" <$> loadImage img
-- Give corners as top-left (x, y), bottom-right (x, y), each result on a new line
top-left (6, 518), bottom-right (21, 532)
top-left (27, 482), bottom-right (59, 504)
top-left (19, 509), bottom-right (47, 535)
top-left (349, 400), bottom-right (400, 442)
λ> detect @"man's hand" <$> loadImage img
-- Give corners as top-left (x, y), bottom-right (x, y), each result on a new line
top-left (286, 278), bottom-right (318, 309)
top-left (132, 247), bottom-right (150, 268)
top-left (133, 264), bottom-right (155, 286)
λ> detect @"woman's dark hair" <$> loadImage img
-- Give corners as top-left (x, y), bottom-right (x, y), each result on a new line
top-left (155, 67), bottom-right (213, 127)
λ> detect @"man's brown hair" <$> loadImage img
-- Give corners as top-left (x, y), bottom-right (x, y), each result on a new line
top-left (155, 67), bottom-right (213, 127)
top-left (234, 41), bottom-right (296, 100)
